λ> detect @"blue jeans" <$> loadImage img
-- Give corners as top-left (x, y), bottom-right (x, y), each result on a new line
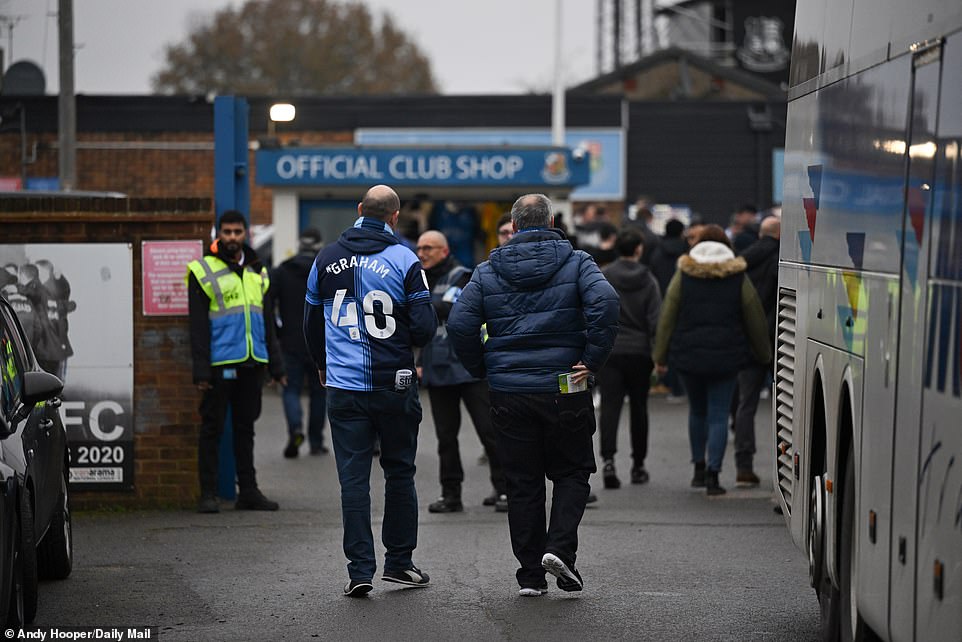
top-left (281, 351), bottom-right (326, 449)
top-left (678, 372), bottom-right (737, 473)
top-left (327, 385), bottom-right (422, 581)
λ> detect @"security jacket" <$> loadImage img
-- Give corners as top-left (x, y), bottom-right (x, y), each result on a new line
top-left (187, 242), bottom-right (284, 385)
top-left (448, 228), bottom-right (620, 393)
top-left (304, 217), bottom-right (437, 392)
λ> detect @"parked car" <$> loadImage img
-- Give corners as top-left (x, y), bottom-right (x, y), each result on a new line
top-left (0, 294), bottom-right (72, 626)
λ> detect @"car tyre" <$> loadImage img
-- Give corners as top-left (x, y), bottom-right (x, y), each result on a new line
top-left (37, 474), bottom-right (72, 580)
top-left (18, 487), bottom-right (37, 624)
top-left (4, 506), bottom-right (24, 629)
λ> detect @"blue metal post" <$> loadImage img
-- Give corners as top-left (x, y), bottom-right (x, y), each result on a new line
top-left (213, 96), bottom-right (250, 500)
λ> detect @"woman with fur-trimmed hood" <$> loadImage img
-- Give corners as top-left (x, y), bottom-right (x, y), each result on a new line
top-left (653, 225), bottom-right (771, 496)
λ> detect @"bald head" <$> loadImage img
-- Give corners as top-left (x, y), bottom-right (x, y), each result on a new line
top-left (760, 216), bottom-right (781, 239)
top-left (360, 185), bottom-right (401, 221)
top-left (416, 230), bottom-right (450, 269)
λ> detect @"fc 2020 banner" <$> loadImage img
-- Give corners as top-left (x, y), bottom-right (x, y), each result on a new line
top-left (0, 243), bottom-right (134, 490)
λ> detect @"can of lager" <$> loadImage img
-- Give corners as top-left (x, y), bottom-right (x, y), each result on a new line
top-left (395, 368), bottom-right (414, 391)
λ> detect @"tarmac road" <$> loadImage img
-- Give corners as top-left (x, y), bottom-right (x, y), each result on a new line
top-left (31, 389), bottom-right (819, 641)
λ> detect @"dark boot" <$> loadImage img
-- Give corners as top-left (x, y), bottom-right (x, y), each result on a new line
top-left (197, 494), bottom-right (219, 514)
top-left (284, 433), bottom-right (304, 459)
top-left (705, 470), bottom-right (726, 496)
top-left (235, 488), bottom-right (280, 511)
top-left (691, 461), bottom-right (706, 488)
top-left (602, 459), bottom-right (621, 489)
top-left (428, 496), bottom-right (463, 513)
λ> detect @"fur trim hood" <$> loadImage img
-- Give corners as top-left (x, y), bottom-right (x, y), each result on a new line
top-left (678, 241), bottom-right (747, 279)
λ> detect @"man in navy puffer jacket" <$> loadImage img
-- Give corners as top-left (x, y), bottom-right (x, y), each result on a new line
top-left (448, 194), bottom-right (619, 596)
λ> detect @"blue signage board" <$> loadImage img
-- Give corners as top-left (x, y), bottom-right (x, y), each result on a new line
top-left (355, 128), bottom-right (624, 200)
top-left (25, 177), bottom-right (60, 191)
top-left (255, 147), bottom-right (590, 189)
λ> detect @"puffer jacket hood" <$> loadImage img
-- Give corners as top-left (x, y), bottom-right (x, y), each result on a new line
top-left (604, 258), bottom-right (654, 291)
top-left (489, 229), bottom-right (572, 289)
top-left (679, 241), bottom-right (747, 279)
top-left (337, 217), bottom-right (400, 255)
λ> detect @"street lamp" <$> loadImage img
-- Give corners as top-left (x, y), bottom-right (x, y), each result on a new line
top-left (268, 103), bottom-right (295, 136)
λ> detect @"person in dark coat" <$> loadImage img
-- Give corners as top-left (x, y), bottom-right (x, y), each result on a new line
top-left (653, 226), bottom-right (771, 496)
top-left (731, 216), bottom-right (780, 486)
top-left (416, 230), bottom-right (507, 514)
top-left (598, 229), bottom-right (661, 488)
top-left (36, 260), bottom-right (75, 381)
top-left (649, 219), bottom-right (688, 295)
top-left (449, 193), bottom-right (619, 597)
top-left (271, 228), bottom-right (328, 458)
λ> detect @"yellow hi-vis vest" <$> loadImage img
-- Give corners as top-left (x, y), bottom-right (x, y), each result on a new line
top-left (186, 255), bottom-right (270, 366)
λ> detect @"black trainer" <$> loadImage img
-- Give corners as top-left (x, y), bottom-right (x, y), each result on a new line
top-left (309, 444), bottom-right (329, 455)
top-left (705, 470), bottom-right (727, 496)
top-left (494, 494), bottom-right (509, 513)
top-left (283, 433), bottom-right (304, 459)
top-left (482, 491), bottom-right (499, 506)
top-left (382, 566), bottom-right (430, 587)
top-left (603, 459), bottom-right (621, 489)
top-left (235, 488), bottom-right (279, 511)
top-left (197, 494), bottom-right (219, 514)
top-left (631, 466), bottom-right (650, 484)
top-left (542, 553), bottom-right (583, 592)
top-left (343, 579), bottom-right (374, 597)
top-left (691, 461), bottom-right (706, 488)
top-left (428, 497), bottom-right (463, 513)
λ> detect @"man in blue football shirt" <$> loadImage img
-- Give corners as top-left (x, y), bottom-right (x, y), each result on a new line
top-left (304, 185), bottom-right (437, 598)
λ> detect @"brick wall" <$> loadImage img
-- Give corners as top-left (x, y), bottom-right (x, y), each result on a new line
top-left (0, 130), bottom-right (352, 227)
top-left (1, 196), bottom-right (213, 508)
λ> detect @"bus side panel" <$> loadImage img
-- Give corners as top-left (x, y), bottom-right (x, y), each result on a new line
top-left (856, 275), bottom-right (899, 638)
top-left (915, 30), bottom-right (962, 641)
top-left (890, 47), bottom-right (941, 642)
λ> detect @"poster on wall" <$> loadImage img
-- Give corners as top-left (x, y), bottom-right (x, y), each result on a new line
top-left (142, 240), bottom-right (202, 316)
top-left (0, 244), bottom-right (134, 491)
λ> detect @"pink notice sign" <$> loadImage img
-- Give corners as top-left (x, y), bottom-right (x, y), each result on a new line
top-left (142, 240), bottom-right (203, 316)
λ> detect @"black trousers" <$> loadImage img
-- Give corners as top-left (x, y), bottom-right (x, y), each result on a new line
top-left (428, 381), bottom-right (505, 497)
top-left (490, 390), bottom-right (597, 588)
top-left (733, 363), bottom-right (767, 471)
top-left (598, 353), bottom-right (653, 465)
top-left (198, 365), bottom-right (264, 495)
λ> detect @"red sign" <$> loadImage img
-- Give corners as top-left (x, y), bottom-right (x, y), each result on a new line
top-left (142, 241), bottom-right (203, 316)
top-left (0, 177), bottom-right (22, 191)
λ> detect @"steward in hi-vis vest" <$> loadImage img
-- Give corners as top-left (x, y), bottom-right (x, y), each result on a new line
top-left (187, 210), bottom-right (285, 514)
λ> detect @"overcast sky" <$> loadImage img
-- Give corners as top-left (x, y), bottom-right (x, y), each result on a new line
top-left (4, 0), bottom-right (597, 95)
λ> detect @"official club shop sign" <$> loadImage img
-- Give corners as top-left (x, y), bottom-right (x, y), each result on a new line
top-left (255, 148), bottom-right (590, 188)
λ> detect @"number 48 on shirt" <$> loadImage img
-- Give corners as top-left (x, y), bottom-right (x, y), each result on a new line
top-left (330, 288), bottom-right (396, 339)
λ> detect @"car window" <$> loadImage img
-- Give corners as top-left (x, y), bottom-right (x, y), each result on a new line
top-left (0, 306), bottom-right (26, 418)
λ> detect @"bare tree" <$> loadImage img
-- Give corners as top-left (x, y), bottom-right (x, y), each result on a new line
top-left (151, 0), bottom-right (437, 95)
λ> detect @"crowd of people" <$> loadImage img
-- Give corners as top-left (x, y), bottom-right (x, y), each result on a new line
top-left (0, 260), bottom-right (75, 380)
top-left (183, 187), bottom-right (781, 598)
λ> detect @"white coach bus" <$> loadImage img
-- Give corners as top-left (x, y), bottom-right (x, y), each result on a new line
top-left (776, 0), bottom-right (962, 640)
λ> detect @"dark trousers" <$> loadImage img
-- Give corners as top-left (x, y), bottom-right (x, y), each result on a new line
top-left (599, 353), bottom-right (653, 465)
top-left (327, 385), bottom-right (421, 581)
top-left (490, 390), bottom-right (597, 588)
top-left (198, 365), bottom-right (263, 495)
top-left (281, 350), bottom-right (326, 449)
top-left (733, 364), bottom-right (767, 472)
top-left (428, 381), bottom-right (506, 498)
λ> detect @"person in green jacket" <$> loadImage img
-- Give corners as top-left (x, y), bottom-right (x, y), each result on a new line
top-left (653, 225), bottom-right (771, 496)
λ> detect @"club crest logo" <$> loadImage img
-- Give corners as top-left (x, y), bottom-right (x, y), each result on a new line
top-left (542, 152), bottom-right (571, 184)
